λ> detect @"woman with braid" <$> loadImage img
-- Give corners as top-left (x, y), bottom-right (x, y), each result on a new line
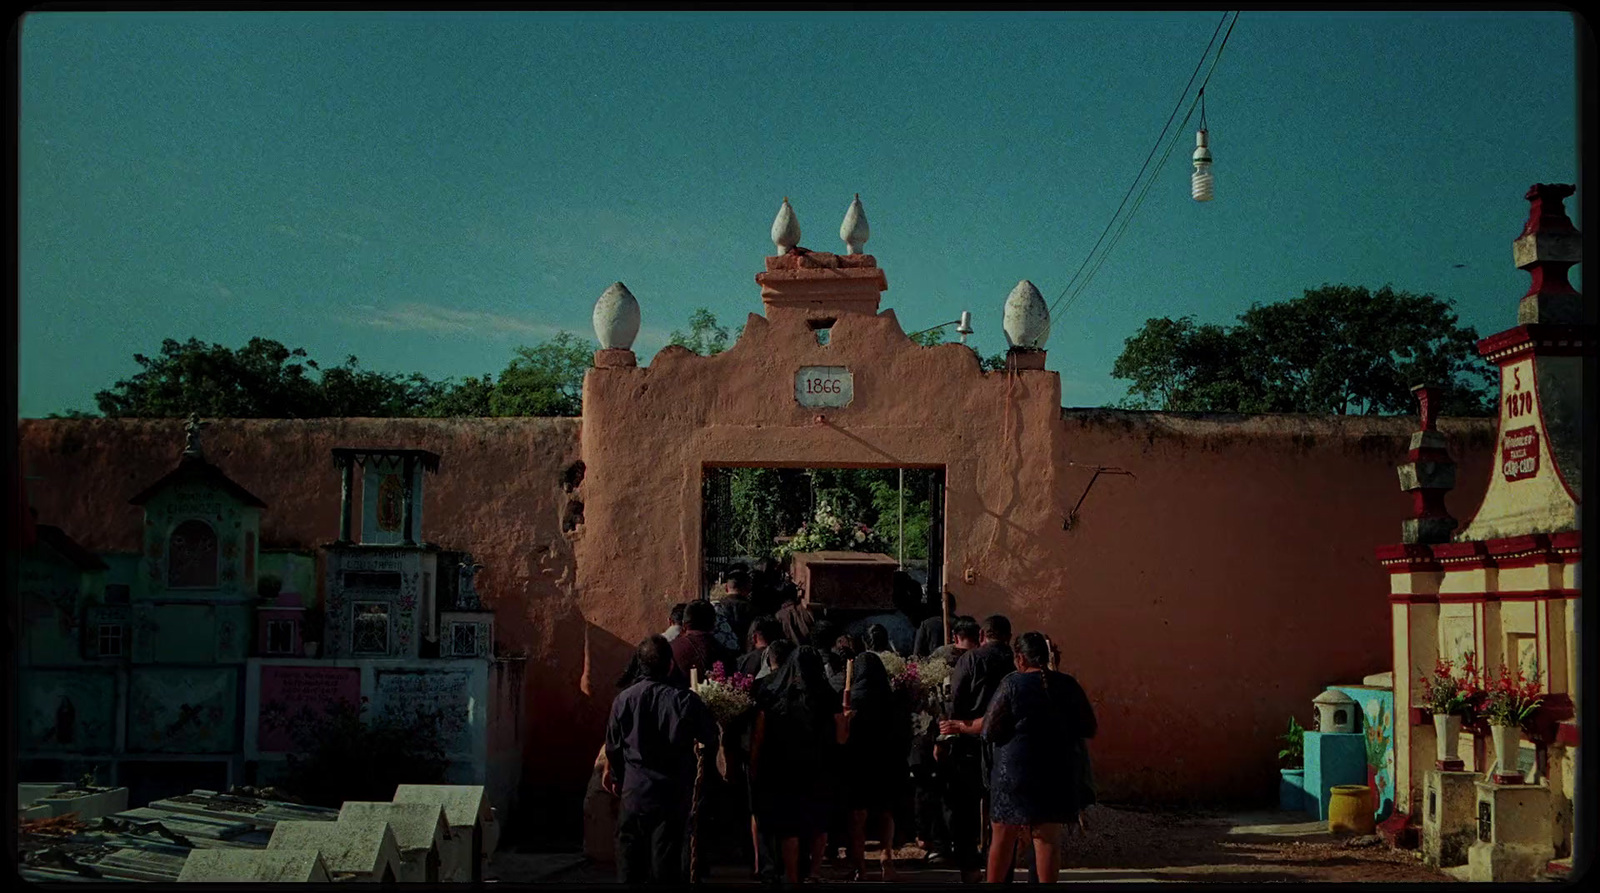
top-left (980, 631), bottom-right (1097, 883)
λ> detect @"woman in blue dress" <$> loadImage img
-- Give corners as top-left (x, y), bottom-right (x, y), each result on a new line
top-left (981, 631), bottom-right (1097, 883)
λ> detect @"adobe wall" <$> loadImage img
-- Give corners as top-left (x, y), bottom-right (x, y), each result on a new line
top-left (18, 402), bottom-right (1495, 831)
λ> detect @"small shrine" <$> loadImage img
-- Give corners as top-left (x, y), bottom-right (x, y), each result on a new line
top-left (1377, 184), bottom-right (1584, 880)
top-left (320, 448), bottom-right (443, 659)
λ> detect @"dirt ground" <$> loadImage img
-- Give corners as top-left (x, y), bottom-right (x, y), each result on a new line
top-left (487, 804), bottom-right (1458, 883)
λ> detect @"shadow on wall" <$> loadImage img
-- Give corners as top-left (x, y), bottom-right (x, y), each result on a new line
top-left (507, 615), bottom-right (633, 850)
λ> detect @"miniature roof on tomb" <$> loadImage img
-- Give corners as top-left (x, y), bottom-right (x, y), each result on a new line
top-left (267, 818), bottom-right (399, 875)
top-left (32, 524), bottom-right (110, 571)
top-left (337, 801), bottom-right (449, 853)
top-left (128, 453), bottom-right (268, 508)
top-left (331, 447), bottom-right (442, 473)
top-left (178, 848), bottom-right (330, 882)
top-left (392, 784), bottom-right (491, 828)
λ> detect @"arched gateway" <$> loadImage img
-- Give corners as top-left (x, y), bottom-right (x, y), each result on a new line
top-left (574, 211), bottom-right (1071, 654)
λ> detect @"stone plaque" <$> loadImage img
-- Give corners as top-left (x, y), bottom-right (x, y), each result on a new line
top-left (373, 669), bottom-right (473, 754)
top-left (257, 665), bottom-right (362, 752)
top-left (795, 366), bottom-right (853, 408)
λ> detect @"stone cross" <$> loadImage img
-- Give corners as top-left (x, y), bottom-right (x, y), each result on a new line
top-left (182, 412), bottom-right (209, 459)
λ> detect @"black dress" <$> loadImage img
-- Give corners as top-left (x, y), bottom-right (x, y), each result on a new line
top-left (841, 652), bottom-right (911, 812)
top-left (752, 647), bottom-right (841, 838)
top-left (982, 669), bottom-right (1097, 826)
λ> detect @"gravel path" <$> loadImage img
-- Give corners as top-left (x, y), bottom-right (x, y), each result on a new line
top-left (490, 805), bottom-right (1456, 883)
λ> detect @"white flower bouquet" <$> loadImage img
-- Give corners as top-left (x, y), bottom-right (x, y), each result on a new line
top-left (691, 662), bottom-right (756, 725)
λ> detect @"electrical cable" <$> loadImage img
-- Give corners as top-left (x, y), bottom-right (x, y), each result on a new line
top-left (1048, 12), bottom-right (1231, 317)
top-left (1056, 11), bottom-right (1240, 318)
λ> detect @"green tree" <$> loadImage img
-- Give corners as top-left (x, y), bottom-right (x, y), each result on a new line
top-left (422, 374), bottom-right (496, 418)
top-left (669, 308), bottom-right (734, 355)
top-left (488, 332), bottom-right (594, 417)
top-left (1111, 284), bottom-right (1495, 415)
top-left (94, 337), bottom-right (326, 418)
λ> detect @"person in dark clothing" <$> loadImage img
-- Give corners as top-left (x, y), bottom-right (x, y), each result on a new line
top-left (663, 602), bottom-right (687, 642)
top-left (738, 618), bottom-right (783, 678)
top-left (937, 613), bottom-right (1014, 882)
top-left (714, 570), bottom-right (756, 654)
top-left (775, 587), bottom-right (814, 645)
top-left (842, 651), bottom-right (910, 881)
top-left (981, 632), bottom-right (1097, 883)
top-left (604, 636), bottom-right (720, 885)
top-left (913, 590), bottom-right (957, 657)
top-left (864, 623), bottom-right (894, 656)
top-left (751, 557), bottom-right (785, 618)
top-left (670, 600), bottom-right (732, 682)
top-left (750, 646), bottom-right (848, 884)
top-left (910, 617), bottom-right (980, 858)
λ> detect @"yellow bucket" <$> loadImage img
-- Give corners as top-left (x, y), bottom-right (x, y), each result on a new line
top-left (1328, 784), bottom-right (1375, 836)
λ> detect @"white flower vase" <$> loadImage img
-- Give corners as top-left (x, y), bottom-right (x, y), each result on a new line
top-left (1491, 724), bottom-right (1523, 781)
top-left (1433, 713), bottom-right (1463, 763)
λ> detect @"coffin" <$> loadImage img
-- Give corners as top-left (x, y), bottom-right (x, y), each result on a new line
top-left (791, 551), bottom-right (897, 611)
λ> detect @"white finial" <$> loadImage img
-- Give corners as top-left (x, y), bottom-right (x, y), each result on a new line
top-left (772, 197), bottom-right (801, 254)
top-left (1002, 280), bottom-right (1051, 350)
top-left (592, 281), bottom-right (641, 351)
top-left (840, 193), bottom-right (870, 255)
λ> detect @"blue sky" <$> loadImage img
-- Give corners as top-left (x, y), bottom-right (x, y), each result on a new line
top-left (18, 11), bottom-right (1581, 417)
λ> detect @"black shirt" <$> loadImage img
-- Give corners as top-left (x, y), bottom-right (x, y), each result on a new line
top-left (604, 679), bottom-right (719, 813)
top-left (949, 641), bottom-right (1014, 722)
top-left (736, 648), bottom-right (766, 679)
top-left (913, 615), bottom-right (946, 657)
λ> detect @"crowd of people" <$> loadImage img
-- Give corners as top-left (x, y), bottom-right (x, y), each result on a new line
top-left (601, 562), bottom-right (1098, 884)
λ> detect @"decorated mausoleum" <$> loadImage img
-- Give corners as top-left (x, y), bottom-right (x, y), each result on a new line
top-left (1377, 184), bottom-right (1584, 881)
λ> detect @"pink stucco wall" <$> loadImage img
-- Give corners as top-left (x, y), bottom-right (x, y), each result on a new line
top-left (18, 369), bottom-right (1495, 836)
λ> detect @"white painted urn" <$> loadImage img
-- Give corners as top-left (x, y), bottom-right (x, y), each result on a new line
top-left (840, 193), bottom-right (869, 255)
top-left (772, 197), bottom-right (801, 254)
top-left (592, 281), bottom-right (641, 351)
top-left (1002, 279), bottom-right (1050, 350)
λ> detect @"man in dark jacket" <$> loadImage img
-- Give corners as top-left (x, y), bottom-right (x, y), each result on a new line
top-left (913, 590), bottom-right (955, 658)
top-left (937, 614), bottom-right (1014, 883)
top-left (604, 636), bottom-right (720, 884)
top-left (737, 618), bottom-right (783, 678)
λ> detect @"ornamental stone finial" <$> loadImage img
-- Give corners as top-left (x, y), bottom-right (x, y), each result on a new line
top-left (1002, 280), bottom-right (1051, 351)
top-left (592, 281), bottom-right (641, 351)
top-left (771, 197), bottom-right (801, 255)
top-left (840, 193), bottom-right (870, 255)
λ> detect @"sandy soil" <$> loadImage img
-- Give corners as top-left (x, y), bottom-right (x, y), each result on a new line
top-left (489, 804), bottom-right (1458, 883)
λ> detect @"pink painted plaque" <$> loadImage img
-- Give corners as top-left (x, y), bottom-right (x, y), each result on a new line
top-left (257, 665), bottom-right (361, 752)
top-left (1500, 426), bottom-right (1539, 482)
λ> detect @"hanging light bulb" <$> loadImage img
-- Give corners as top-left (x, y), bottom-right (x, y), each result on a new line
top-left (1191, 87), bottom-right (1214, 202)
top-left (1192, 129), bottom-right (1214, 202)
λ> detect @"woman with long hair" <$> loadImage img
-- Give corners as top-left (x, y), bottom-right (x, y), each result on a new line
top-left (981, 631), bottom-right (1097, 883)
top-left (841, 650), bottom-right (909, 881)
top-left (750, 645), bottom-right (849, 883)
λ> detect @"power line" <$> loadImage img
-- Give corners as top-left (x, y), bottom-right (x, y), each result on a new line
top-left (1051, 11), bottom-right (1241, 320)
top-left (1048, 12), bottom-right (1230, 317)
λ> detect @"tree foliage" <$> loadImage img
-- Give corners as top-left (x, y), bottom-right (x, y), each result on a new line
top-left (1111, 284), bottom-right (1495, 416)
top-left (487, 332), bottom-right (593, 417)
top-left (668, 307), bottom-right (734, 356)
top-left (84, 333), bottom-right (595, 419)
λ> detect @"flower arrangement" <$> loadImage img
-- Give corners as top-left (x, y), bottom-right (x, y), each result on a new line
top-left (1419, 653), bottom-right (1484, 718)
top-left (878, 651), bottom-right (908, 681)
top-left (692, 662), bottom-right (756, 725)
top-left (775, 496), bottom-right (890, 558)
top-left (916, 656), bottom-right (952, 691)
top-left (887, 655), bottom-right (918, 694)
top-left (1482, 663), bottom-right (1543, 729)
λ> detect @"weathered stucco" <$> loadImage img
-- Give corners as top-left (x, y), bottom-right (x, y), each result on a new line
top-left (19, 386), bottom-right (1495, 834)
